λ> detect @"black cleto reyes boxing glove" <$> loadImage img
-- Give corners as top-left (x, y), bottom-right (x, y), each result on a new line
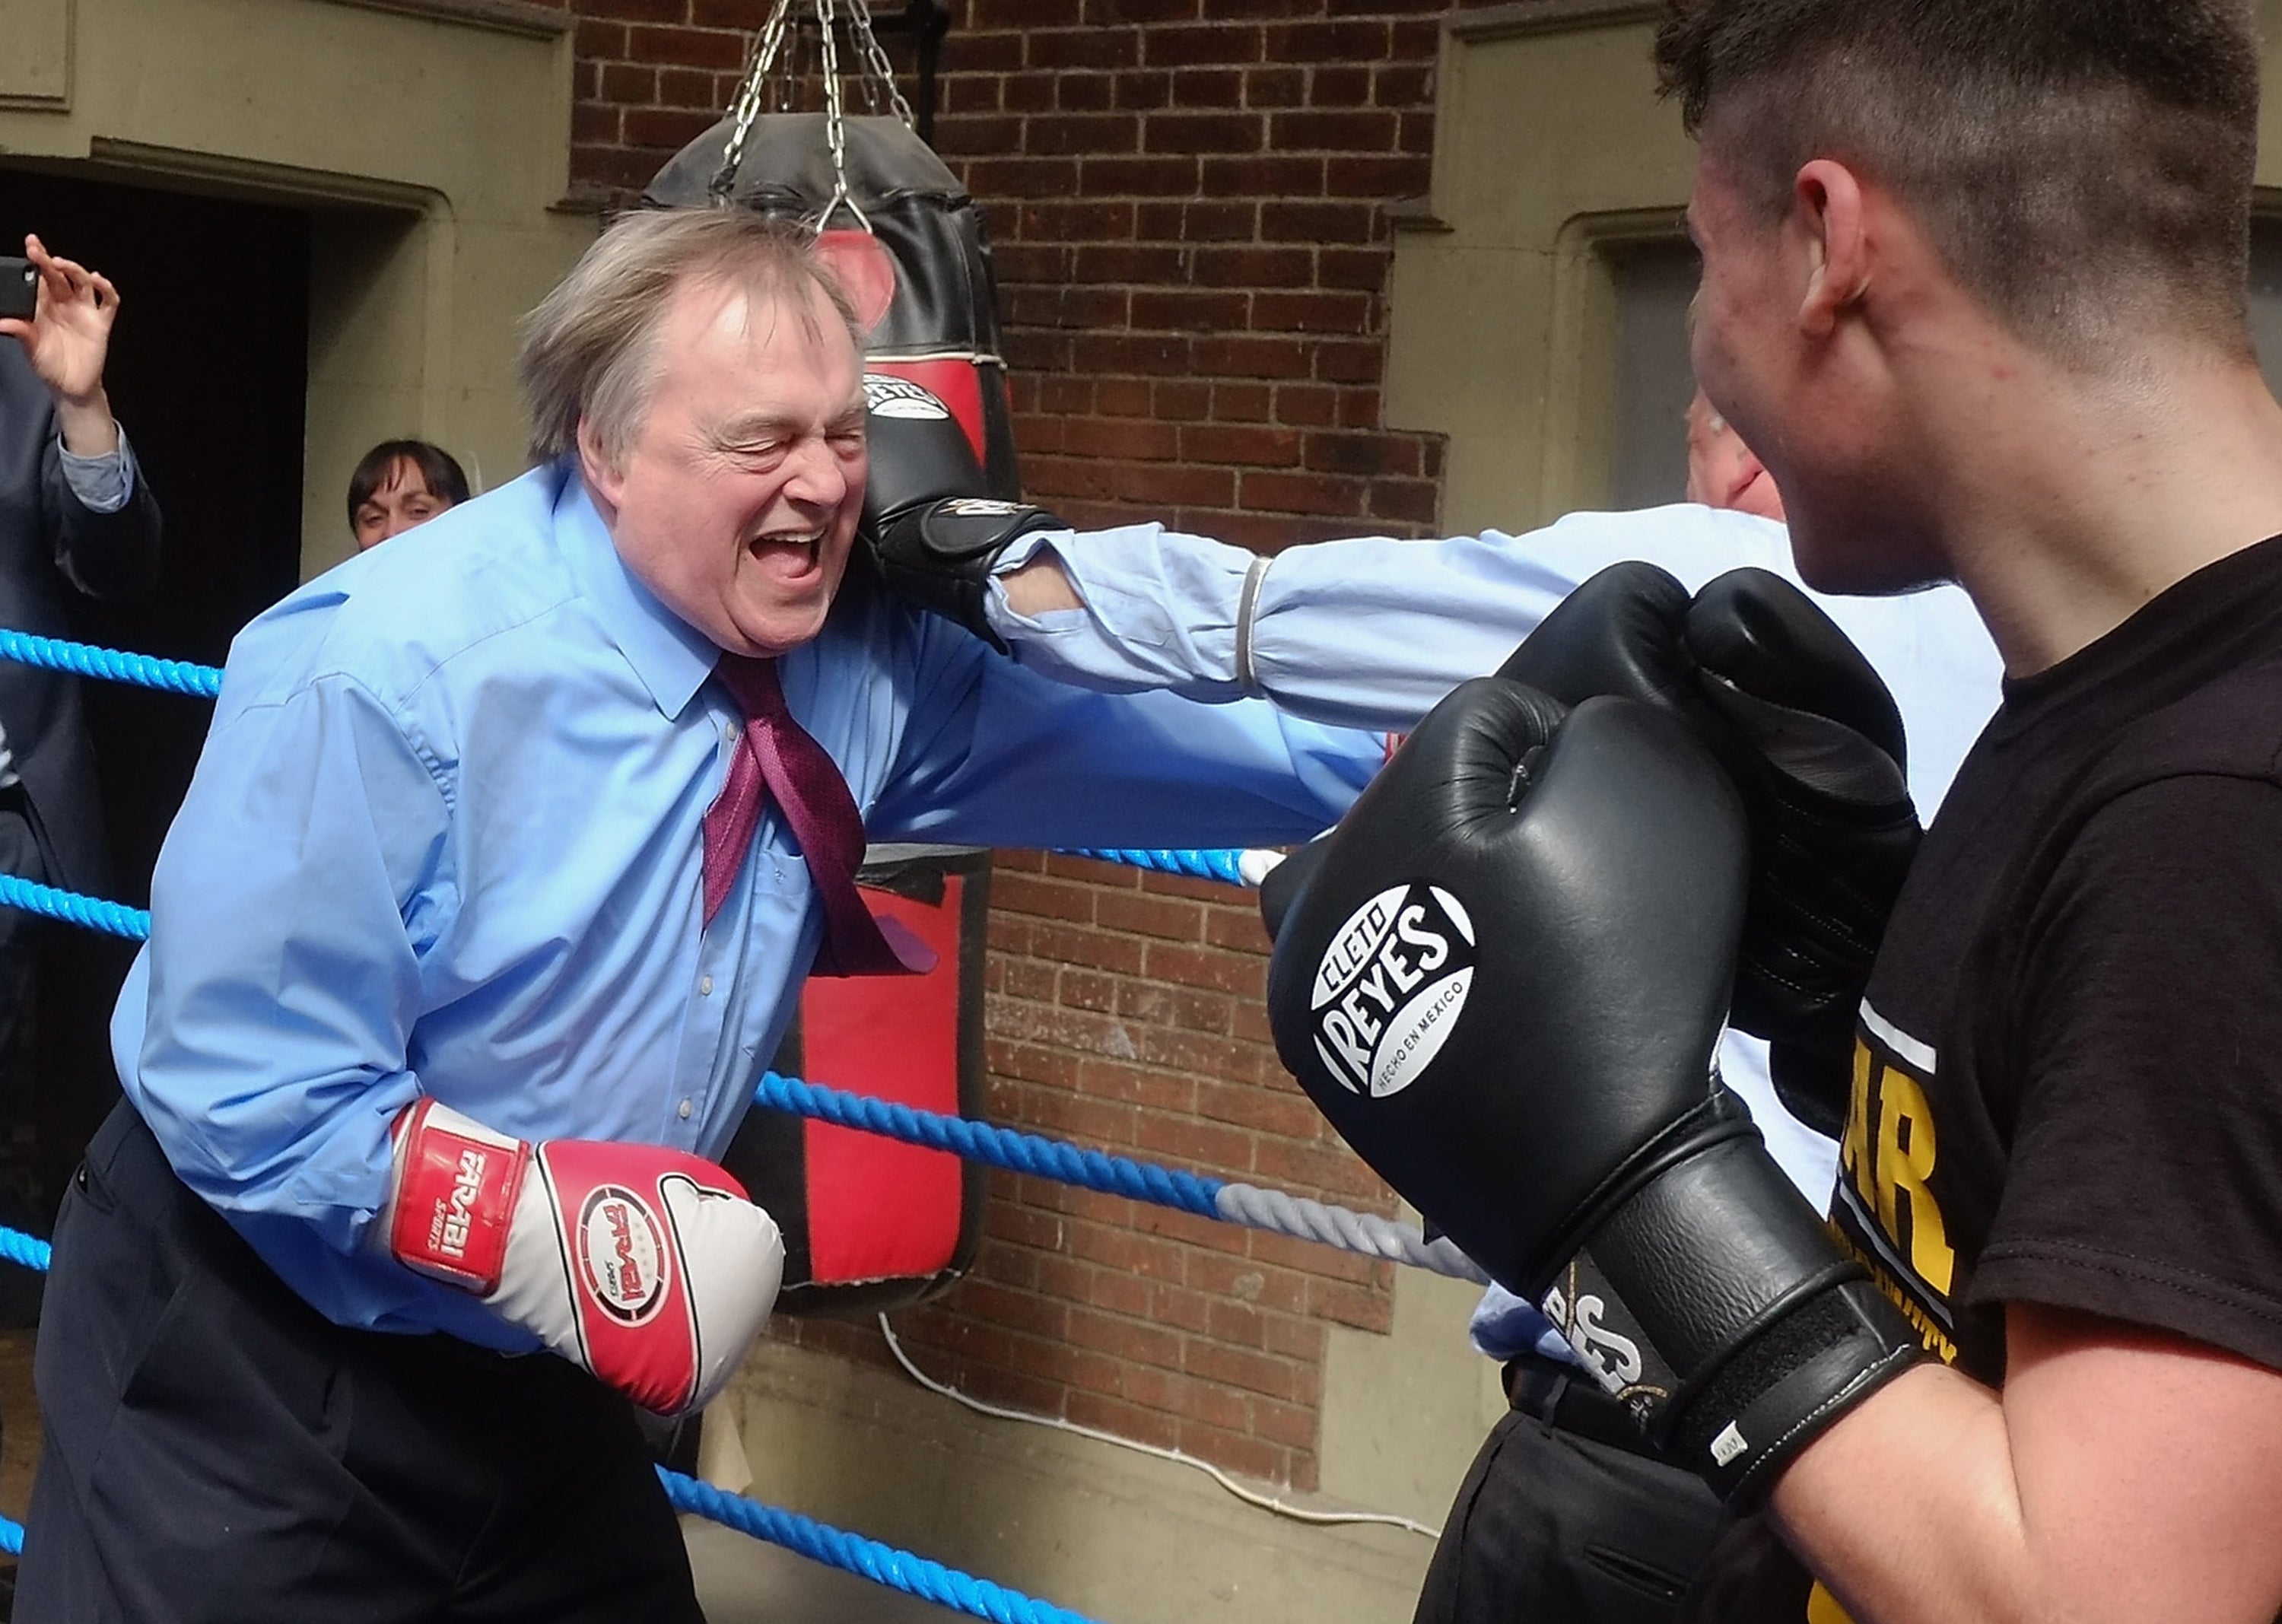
top-left (1496, 562), bottom-right (1920, 1137)
top-left (1265, 679), bottom-right (1921, 1505)
top-left (859, 375), bottom-right (1066, 652)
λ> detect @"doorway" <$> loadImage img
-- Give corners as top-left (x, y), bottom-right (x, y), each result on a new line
top-left (0, 164), bottom-right (309, 1222)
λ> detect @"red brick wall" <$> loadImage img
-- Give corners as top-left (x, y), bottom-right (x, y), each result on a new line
top-left (551, 0), bottom-right (1533, 1490)
top-left (930, 2), bottom-right (1454, 551)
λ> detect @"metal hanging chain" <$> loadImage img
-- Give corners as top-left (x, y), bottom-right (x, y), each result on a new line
top-left (771, 23), bottom-right (796, 114)
top-left (712, 0), bottom-right (801, 202)
top-left (854, 6), bottom-right (884, 115)
top-left (708, 0), bottom-right (917, 209)
top-left (813, 0), bottom-right (876, 233)
top-left (846, 0), bottom-right (918, 129)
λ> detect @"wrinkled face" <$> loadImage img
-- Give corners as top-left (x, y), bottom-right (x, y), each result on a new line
top-left (583, 275), bottom-right (868, 658)
top-left (354, 459), bottom-right (454, 551)
top-left (1685, 392), bottom-right (1785, 522)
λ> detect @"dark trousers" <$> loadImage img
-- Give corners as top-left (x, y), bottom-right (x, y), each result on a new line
top-left (0, 797), bottom-right (46, 1222)
top-left (1413, 1356), bottom-right (1732, 1624)
top-left (16, 1101), bottom-right (707, 1623)
top-left (0, 795), bottom-right (53, 1348)
top-left (0, 786), bottom-right (126, 1293)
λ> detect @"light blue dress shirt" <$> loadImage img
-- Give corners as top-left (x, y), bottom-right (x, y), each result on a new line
top-left (978, 504), bottom-right (2007, 1362)
top-left (56, 426), bottom-right (138, 516)
top-left (116, 461), bottom-right (1387, 1347)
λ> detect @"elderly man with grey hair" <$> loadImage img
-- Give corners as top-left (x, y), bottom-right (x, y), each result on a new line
top-left (16, 209), bottom-right (1394, 1622)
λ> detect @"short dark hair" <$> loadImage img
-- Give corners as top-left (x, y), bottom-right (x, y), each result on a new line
top-left (347, 440), bottom-right (472, 529)
top-left (1655, 0), bottom-right (2263, 353)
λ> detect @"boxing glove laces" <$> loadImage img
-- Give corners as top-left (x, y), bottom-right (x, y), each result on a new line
top-left (383, 1098), bottom-right (784, 1416)
top-left (1266, 679), bottom-right (1920, 1503)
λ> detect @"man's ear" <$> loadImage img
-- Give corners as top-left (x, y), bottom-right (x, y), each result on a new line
top-left (576, 416), bottom-right (625, 516)
top-left (1792, 159), bottom-right (1871, 341)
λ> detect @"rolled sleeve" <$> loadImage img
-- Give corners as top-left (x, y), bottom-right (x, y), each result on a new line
top-left (55, 424), bottom-right (137, 515)
top-left (982, 507), bottom-right (1797, 736)
top-left (870, 607), bottom-right (1384, 851)
top-left (986, 523), bottom-right (1257, 700)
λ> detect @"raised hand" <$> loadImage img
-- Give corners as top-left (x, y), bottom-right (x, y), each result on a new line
top-left (0, 234), bottom-right (122, 455)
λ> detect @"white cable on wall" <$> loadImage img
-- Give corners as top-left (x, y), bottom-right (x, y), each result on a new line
top-left (876, 1314), bottom-right (1443, 1541)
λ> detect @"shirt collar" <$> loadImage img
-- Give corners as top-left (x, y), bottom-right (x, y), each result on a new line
top-left (550, 460), bottom-right (718, 720)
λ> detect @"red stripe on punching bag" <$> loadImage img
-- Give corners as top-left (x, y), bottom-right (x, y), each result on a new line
top-left (866, 357), bottom-right (990, 472)
top-left (799, 873), bottom-right (968, 1283)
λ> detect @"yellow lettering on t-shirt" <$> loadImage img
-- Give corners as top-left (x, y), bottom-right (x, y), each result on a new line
top-left (1835, 1028), bottom-right (1959, 1333)
top-left (1840, 1040), bottom-right (1878, 1211)
top-left (1870, 1066), bottom-right (1955, 1297)
top-left (1807, 1581), bottom-right (1858, 1624)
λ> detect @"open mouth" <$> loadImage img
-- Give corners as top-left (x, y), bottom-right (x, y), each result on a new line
top-left (745, 529), bottom-right (825, 577)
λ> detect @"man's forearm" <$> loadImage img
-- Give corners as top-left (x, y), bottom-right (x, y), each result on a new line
top-left (984, 524), bottom-right (1581, 733)
top-left (1002, 556), bottom-right (1084, 616)
top-left (49, 427), bottom-right (159, 598)
top-left (54, 387), bottom-right (118, 458)
top-left (1769, 1313), bottom-right (2282, 1624)
top-left (1769, 1364), bottom-right (2031, 1624)
top-left (981, 507), bottom-right (1800, 735)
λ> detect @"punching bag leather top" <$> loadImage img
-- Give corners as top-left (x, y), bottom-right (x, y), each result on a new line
top-left (644, 113), bottom-right (1022, 502)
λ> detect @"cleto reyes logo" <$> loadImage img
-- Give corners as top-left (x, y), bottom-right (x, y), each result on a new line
top-left (576, 1184), bottom-right (672, 1326)
top-left (863, 373), bottom-right (952, 421)
top-left (1309, 882), bottom-right (1476, 1098)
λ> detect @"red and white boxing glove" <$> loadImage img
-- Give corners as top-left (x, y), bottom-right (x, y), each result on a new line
top-left (382, 1098), bottom-right (783, 1416)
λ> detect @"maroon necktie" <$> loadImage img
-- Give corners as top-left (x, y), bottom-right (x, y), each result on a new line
top-left (702, 655), bottom-right (934, 977)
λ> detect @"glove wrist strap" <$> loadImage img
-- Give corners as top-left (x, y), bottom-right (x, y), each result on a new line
top-left (1543, 1121), bottom-right (1923, 1507)
top-left (874, 501), bottom-right (1065, 653)
top-left (1679, 1279), bottom-right (1920, 1505)
top-left (385, 1098), bottom-right (529, 1295)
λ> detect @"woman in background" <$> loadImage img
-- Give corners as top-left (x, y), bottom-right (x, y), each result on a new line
top-left (348, 438), bottom-right (469, 551)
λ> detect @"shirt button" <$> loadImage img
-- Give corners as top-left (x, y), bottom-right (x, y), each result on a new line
top-left (698, 975), bottom-right (714, 996)
top-left (678, 1099), bottom-right (694, 1120)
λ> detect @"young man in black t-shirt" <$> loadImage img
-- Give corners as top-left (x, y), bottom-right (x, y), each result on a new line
top-left (1651, 1), bottom-right (2282, 1619)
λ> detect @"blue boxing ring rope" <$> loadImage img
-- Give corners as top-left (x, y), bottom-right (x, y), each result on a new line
top-left (0, 628), bottom-right (1441, 1618)
top-left (0, 628), bottom-right (221, 699)
top-left (755, 1072), bottom-right (1484, 1282)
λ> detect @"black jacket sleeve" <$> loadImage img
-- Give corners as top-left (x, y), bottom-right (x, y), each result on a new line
top-left (44, 428), bottom-right (161, 601)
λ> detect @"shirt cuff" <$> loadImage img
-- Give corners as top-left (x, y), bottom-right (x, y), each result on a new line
top-left (56, 424), bottom-right (138, 515)
top-left (1469, 1282), bottom-right (1581, 1365)
top-left (981, 523), bottom-right (1257, 698)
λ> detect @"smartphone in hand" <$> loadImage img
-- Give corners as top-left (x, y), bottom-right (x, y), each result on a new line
top-left (0, 259), bottom-right (35, 323)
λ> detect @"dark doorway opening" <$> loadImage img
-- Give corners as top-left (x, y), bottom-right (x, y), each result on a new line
top-left (0, 164), bottom-right (309, 1225)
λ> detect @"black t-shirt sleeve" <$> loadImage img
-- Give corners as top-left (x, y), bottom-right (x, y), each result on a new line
top-left (1970, 772), bottom-right (2282, 1369)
